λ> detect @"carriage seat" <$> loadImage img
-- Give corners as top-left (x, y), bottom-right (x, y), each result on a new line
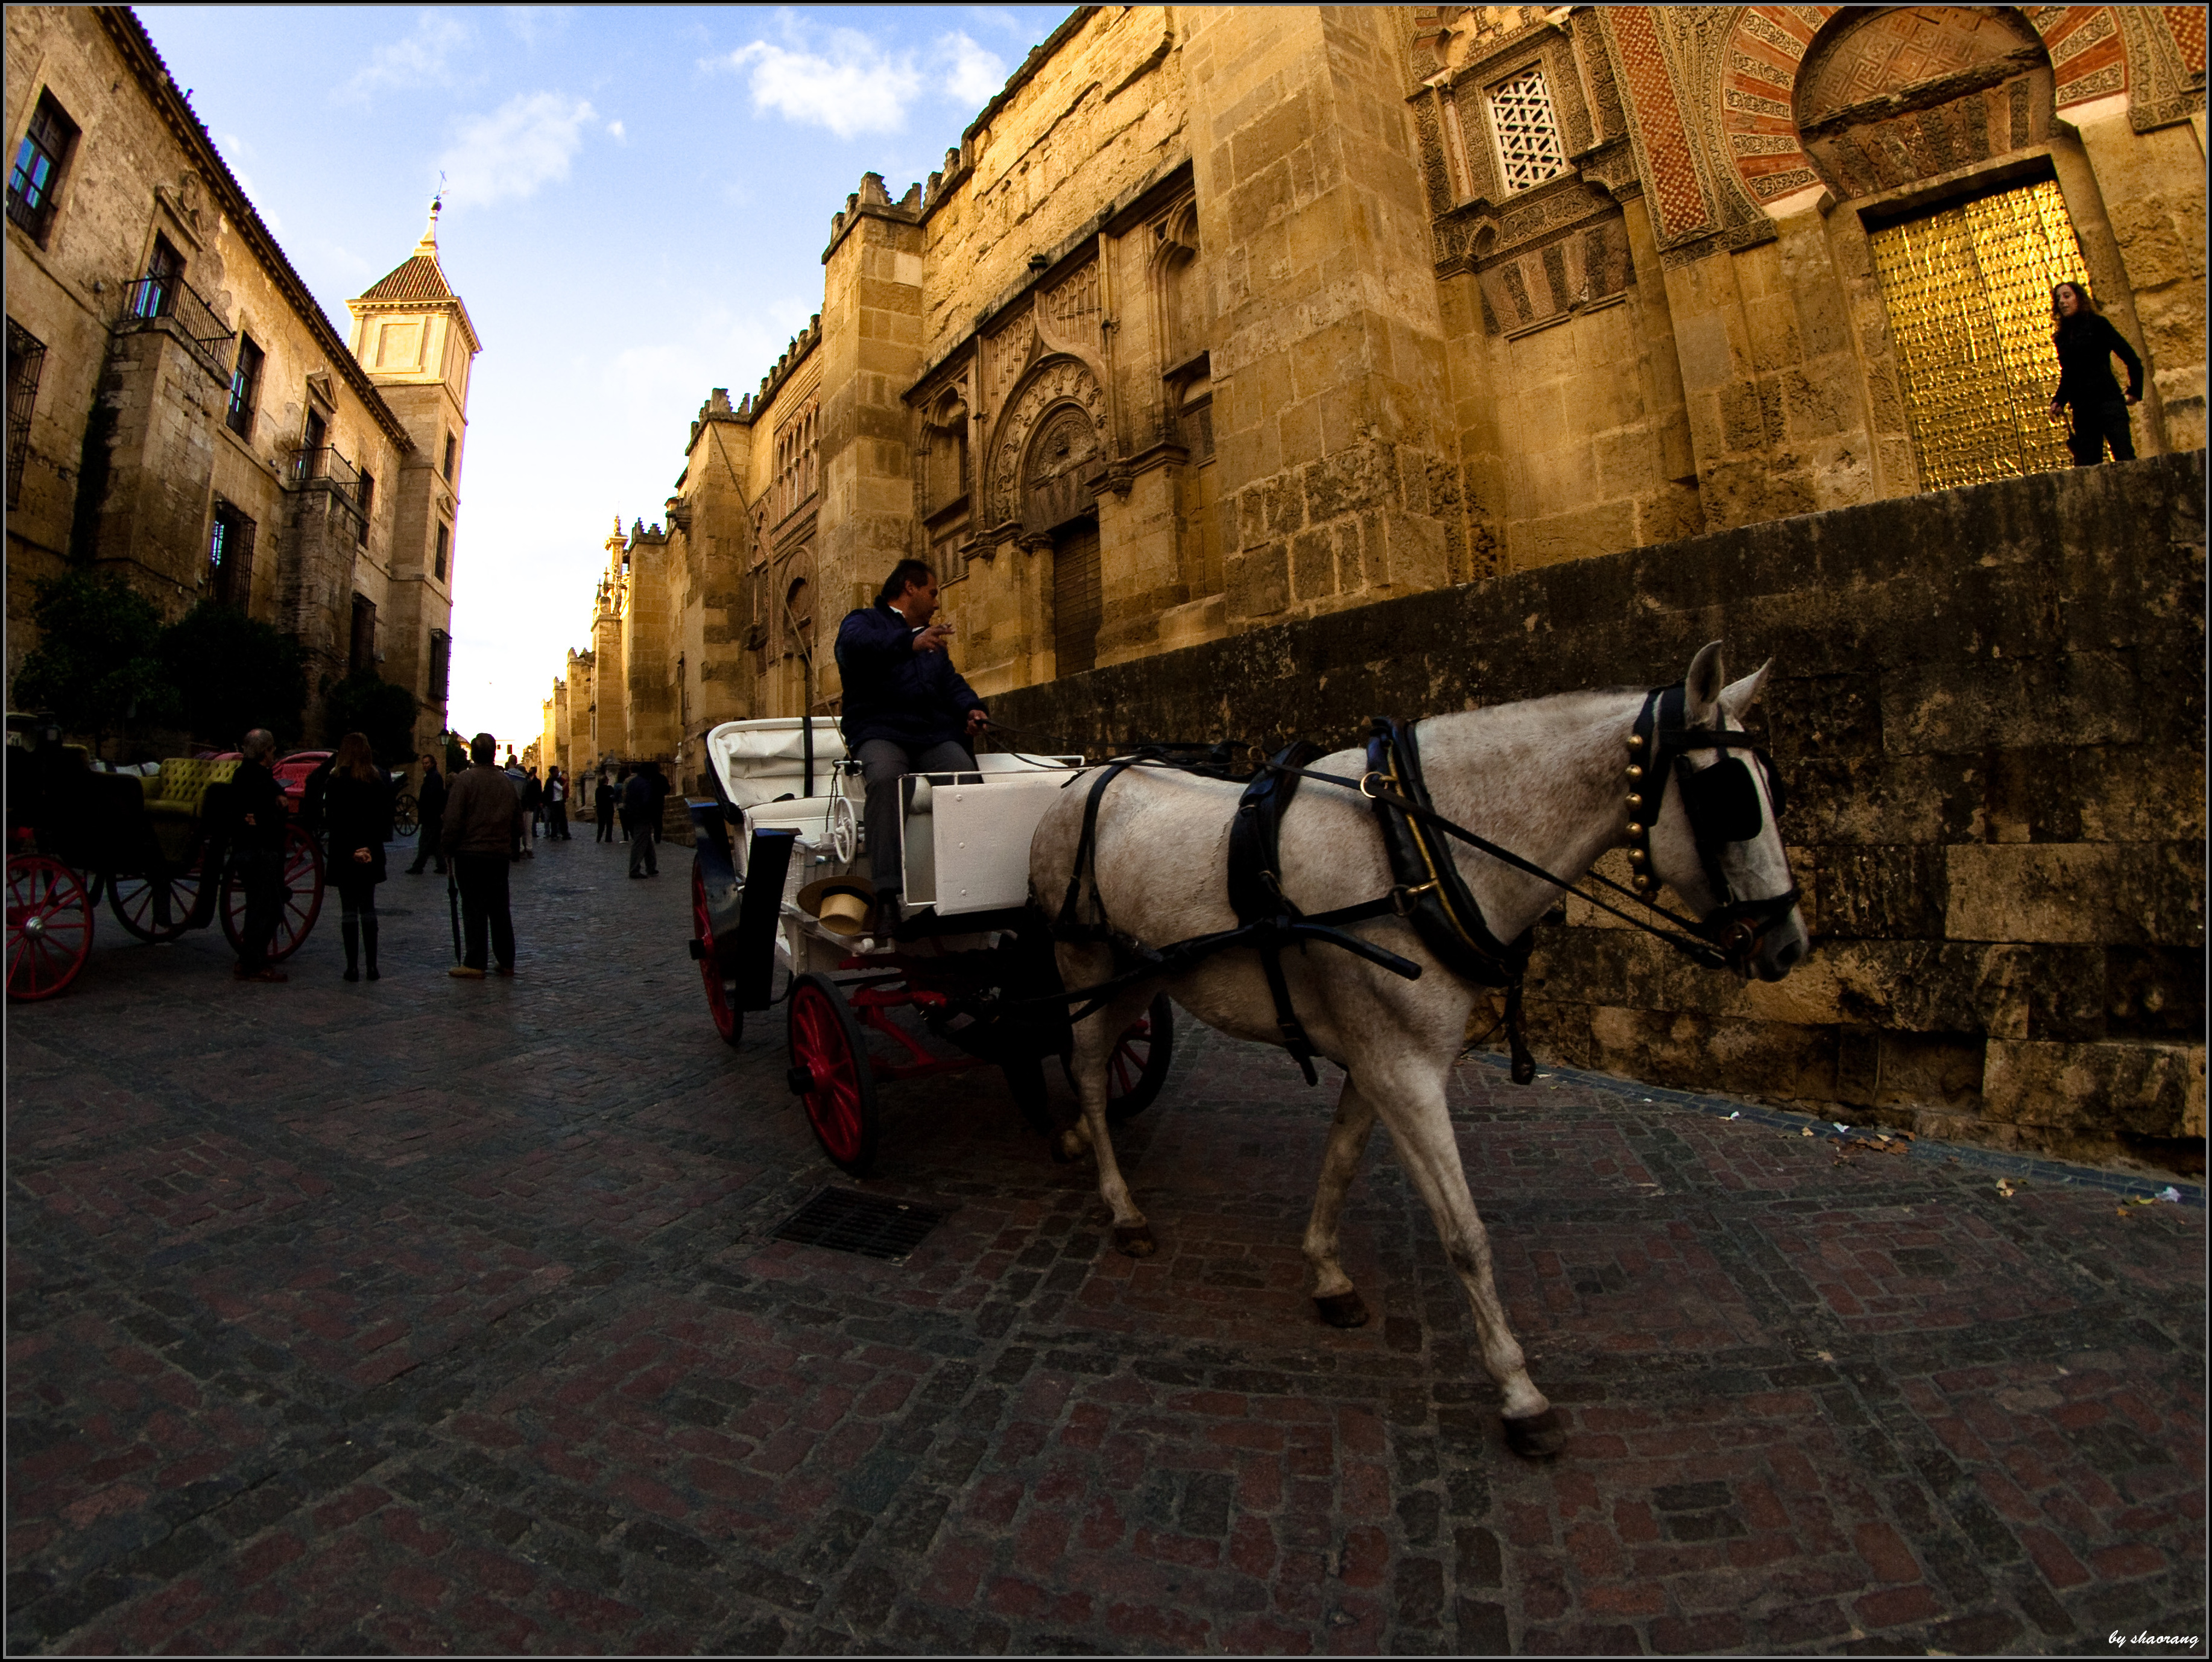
top-left (706, 718), bottom-right (848, 810)
top-left (142, 757), bottom-right (238, 821)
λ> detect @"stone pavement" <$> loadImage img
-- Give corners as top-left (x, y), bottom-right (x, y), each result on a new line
top-left (7, 833), bottom-right (2204, 1655)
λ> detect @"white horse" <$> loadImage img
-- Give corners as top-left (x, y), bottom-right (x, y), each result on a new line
top-left (1031, 643), bottom-right (1809, 1457)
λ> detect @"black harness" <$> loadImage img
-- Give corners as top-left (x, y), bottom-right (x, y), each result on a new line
top-left (1046, 686), bottom-right (1802, 1088)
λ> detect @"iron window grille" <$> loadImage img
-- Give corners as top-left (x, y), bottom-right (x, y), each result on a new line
top-left (434, 521), bottom-right (449, 581)
top-left (442, 432), bottom-right (455, 479)
top-left (227, 336), bottom-right (264, 438)
top-left (115, 249), bottom-right (236, 381)
top-left (208, 500), bottom-right (256, 608)
top-left (7, 92), bottom-right (78, 243)
top-left (1488, 66), bottom-right (1569, 195)
top-left (7, 317), bottom-right (46, 510)
top-left (355, 469), bottom-right (373, 545)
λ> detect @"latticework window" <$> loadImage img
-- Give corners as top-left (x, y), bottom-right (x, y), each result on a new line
top-left (1488, 67), bottom-right (1568, 194)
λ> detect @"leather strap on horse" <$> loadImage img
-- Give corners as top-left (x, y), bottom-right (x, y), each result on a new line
top-left (1228, 741), bottom-right (1328, 1084)
top-left (1365, 719), bottom-right (1537, 1083)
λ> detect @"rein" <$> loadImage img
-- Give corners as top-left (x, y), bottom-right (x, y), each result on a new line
top-left (1020, 688), bottom-right (1801, 1081)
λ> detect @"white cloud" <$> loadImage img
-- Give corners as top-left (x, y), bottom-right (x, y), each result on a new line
top-left (717, 30), bottom-right (924, 139)
top-left (502, 6), bottom-right (574, 49)
top-left (338, 11), bottom-right (472, 103)
top-left (606, 119), bottom-right (625, 141)
top-left (707, 21), bottom-right (1008, 139)
top-left (939, 31), bottom-right (1007, 109)
top-left (438, 92), bottom-right (598, 209)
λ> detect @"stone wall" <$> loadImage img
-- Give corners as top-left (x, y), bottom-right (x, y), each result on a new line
top-left (992, 452), bottom-right (2205, 1175)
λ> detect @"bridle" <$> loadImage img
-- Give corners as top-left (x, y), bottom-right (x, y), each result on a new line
top-left (1621, 685), bottom-right (1800, 974)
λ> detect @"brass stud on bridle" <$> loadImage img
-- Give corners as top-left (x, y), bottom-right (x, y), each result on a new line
top-left (1625, 764), bottom-right (1643, 781)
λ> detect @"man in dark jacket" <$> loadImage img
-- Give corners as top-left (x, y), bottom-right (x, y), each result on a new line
top-left (623, 764), bottom-right (659, 877)
top-left (405, 752), bottom-right (448, 874)
top-left (230, 728), bottom-right (290, 982)
top-left (594, 769), bottom-right (617, 842)
top-left (835, 559), bottom-right (987, 915)
top-left (441, 732), bottom-right (525, 976)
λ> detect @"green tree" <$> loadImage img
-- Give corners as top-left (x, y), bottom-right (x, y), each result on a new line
top-left (324, 670), bottom-right (420, 765)
top-left (9, 571), bottom-right (176, 759)
top-left (156, 602), bottom-right (309, 750)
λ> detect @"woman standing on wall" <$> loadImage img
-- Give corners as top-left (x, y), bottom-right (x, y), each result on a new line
top-left (2048, 281), bottom-right (2144, 466)
top-left (325, 731), bottom-right (394, 982)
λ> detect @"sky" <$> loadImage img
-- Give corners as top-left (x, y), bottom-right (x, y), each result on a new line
top-left (137, 4), bottom-right (1072, 752)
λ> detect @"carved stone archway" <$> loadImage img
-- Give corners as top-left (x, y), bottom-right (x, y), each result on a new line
top-left (988, 356), bottom-right (1107, 531)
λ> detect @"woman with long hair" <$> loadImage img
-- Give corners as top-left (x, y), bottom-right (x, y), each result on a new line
top-left (325, 731), bottom-right (394, 981)
top-left (2048, 280), bottom-right (2144, 467)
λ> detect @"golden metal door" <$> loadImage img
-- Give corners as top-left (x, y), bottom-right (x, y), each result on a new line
top-left (1869, 177), bottom-right (2091, 491)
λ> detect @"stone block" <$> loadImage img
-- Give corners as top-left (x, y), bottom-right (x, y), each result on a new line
top-left (1226, 544), bottom-right (1288, 621)
top-left (1945, 842), bottom-right (2200, 946)
top-left (1982, 1039), bottom-right (2205, 1137)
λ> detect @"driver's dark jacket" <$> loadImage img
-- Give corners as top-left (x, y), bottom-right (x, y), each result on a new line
top-left (834, 602), bottom-right (984, 750)
top-left (229, 759), bottom-right (287, 853)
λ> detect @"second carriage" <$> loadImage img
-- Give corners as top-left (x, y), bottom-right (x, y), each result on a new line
top-left (684, 718), bottom-right (1171, 1177)
top-left (6, 718), bottom-right (325, 1000)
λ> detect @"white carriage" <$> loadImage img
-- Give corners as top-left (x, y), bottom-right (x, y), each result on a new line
top-left (685, 717), bottom-right (1173, 1175)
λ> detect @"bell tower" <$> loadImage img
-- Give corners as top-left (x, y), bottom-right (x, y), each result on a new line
top-left (347, 197), bottom-right (482, 756)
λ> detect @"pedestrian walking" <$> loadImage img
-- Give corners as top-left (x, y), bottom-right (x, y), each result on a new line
top-left (523, 766), bottom-right (545, 841)
top-left (594, 771), bottom-right (616, 843)
top-left (442, 731), bottom-right (524, 977)
top-left (502, 756), bottom-right (534, 860)
top-left (324, 731), bottom-right (392, 982)
top-left (624, 764), bottom-right (659, 877)
top-left (643, 759), bottom-right (668, 845)
top-left (2049, 280), bottom-right (2143, 466)
top-left (405, 751), bottom-right (447, 874)
top-left (545, 765), bottom-right (572, 839)
top-left (229, 728), bottom-right (289, 983)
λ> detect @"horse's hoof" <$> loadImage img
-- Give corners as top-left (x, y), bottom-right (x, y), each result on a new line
top-left (1113, 1224), bottom-right (1157, 1258)
top-left (1053, 1128), bottom-right (1086, 1163)
top-left (1503, 1408), bottom-right (1566, 1459)
top-left (1313, 1291), bottom-right (1370, 1329)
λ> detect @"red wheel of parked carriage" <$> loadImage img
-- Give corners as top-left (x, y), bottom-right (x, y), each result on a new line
top-left (7, 853), bottom-right (94, 1002)
top-left (108, 862), bottom-right (204, 943)
top-left (220, 824), bottom-right (325, 963)
top-left (1063, 992), bottom-right (1177, 1124)
top-left (692, 856), bottom-right (742, 1047)
top-left (788, 973), bottom-right (879, 1177)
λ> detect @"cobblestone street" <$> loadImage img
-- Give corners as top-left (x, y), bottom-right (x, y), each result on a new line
top-left (7, 831), bottom-right (2205, 1655)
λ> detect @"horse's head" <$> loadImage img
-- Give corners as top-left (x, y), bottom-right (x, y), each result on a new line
top-left (1642, 642), bottom-right (1809, 981)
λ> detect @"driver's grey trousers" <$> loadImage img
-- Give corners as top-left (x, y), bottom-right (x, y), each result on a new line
top-left (857, 738), bottom-right (976, 892)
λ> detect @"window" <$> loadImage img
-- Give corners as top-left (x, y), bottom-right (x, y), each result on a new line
top-left (426, 630), bottom-right (451, 704)
top-left (349, 595), bottom-right (377, 675)
top-left (208, 500), bottom-right (256, 608)
top-left (133, 235), bottom-right (183, 321)
top-left (434, 520), bottom-right (449, 581)
top-left (355, 468), bottom-right (373, 545)
top-left (7, 92), bottom-right (78, 243)
top-left (1488, 66), bottom-right (1569, 194)
top-left (442, 432), bottom-right (455, 479)
top-left (226, 335), bottom-right (263, 438)
top-left (7, 317), bottom-right (45, 509)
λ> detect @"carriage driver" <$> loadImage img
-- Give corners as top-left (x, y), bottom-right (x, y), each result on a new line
top-left (834, 558), bottom-right (988, 926)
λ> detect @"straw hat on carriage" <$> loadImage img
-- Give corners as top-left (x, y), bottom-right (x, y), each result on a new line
top-left (797, 872), bottom-right (874, 937)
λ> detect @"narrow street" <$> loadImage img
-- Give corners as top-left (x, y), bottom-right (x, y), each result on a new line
top-left (7, 830), bottom-right (2204, 1654)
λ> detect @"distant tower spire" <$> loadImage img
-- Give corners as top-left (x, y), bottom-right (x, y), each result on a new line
top-left (416, 192), bottom-right (442, 256)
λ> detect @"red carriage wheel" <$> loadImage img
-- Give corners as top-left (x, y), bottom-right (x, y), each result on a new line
top-left (787, 973), bottom-right (879, 1177)
top-left (1063, 991), bottom-right (1178, 1124)
top-left (692, 857), bottom-right (743, 1047)
top-left (221, 825), bottom-right (326, 962)
top-left (108, 864), bottom-right (203, 943)
top-left (8, 855), bottom-right (94, 1001)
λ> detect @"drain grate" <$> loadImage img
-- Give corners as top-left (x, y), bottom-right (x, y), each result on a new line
top-left (771, 1189), bottom-right (944, 1260)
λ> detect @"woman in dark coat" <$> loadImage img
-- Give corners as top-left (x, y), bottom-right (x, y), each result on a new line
top-left (2048, 280), bottom-right (2143, 467)
top-left (325, 731), bottom-right (393, 982)
top-left (545, 765), bottom-right (571, 840)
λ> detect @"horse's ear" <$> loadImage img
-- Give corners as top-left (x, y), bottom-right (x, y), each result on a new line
top-left (1684, 641), bottom-right (1727, 725)
top-left (1718, 659), bottom-right (1772, 723)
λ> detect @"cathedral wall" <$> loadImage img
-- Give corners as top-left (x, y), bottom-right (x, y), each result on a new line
top-left (990, 450), bottom-right (2207, 1175)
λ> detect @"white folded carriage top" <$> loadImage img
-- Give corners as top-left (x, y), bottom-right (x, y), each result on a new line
top-left (705, 717), bottom-right (847, 809)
